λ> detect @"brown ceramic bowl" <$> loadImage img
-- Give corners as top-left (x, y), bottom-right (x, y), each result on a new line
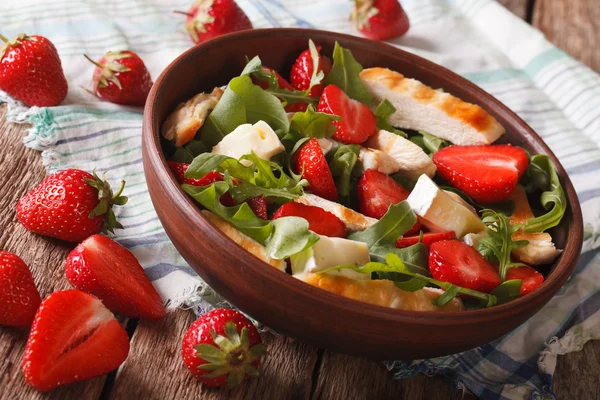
top-left (142, 28), bottom-right (583, 359)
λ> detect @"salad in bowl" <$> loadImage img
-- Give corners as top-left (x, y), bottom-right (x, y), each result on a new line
top-left (160, 40), bottom-right (567, 314)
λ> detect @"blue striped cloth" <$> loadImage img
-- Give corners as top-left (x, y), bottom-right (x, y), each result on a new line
top-left (2, 1), bottom-right (599, 398)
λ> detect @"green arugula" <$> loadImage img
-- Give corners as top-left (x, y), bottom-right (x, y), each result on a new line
top-left (290, 105), bottom-right (340, 138)
top-left (490, 279), bottom-right (522, 305)
top-left (320, 253), bottom-right (497, 307)
top-left (328, 144), bottom-right (360, 197)
top-left (521, 155), bottom-right (567, 233)
top-left (478, 209), bottom-right (529, 280)
top-left (323, 42), bottom-right (373, 105)
top-left (374, 99), bottom-right (407, 138)
top-left (409, 131), bottom-right (450, 156)
top-left (182, 182), bottom-right (317, 260)
top-left (170, 139), bottom-right (209, 163)
top-left (199, 75), bottom-right (290, 147)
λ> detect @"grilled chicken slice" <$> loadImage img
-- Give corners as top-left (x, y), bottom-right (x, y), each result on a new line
top-left (365, 130), bottom-right (436, 179)
top-left (360, 68), bottom-right (505, 146)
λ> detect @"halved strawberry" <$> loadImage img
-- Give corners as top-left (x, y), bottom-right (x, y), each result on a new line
top-left (506, 266), bottom-right (544, 296)
top-left (272, 202), bottom-right (347, 238)
top-left (396, 231), bottom-right (455, 249)
top-left (357, 170), bottom-right (420, 234)
top-left (168, 162), bottom-right (236, 206)
top-left (247, 196), bottom-right (268, 220)
top-left (429, 240), bottom-right (501, 293)
top-left (292, 138), bottom-right (338, 201)
top-left (290, 45), bottom-right (332, 97)
top-left (65, 234), bottom-right (165, 320)
top-left (317, 85), bottom-right (376, 144)
top-left (0, 251), bottom-right (41, 328)
top-left (22, 290), bottom-right (129, 391)
top-left (432, 145), bottom-right (529, 204)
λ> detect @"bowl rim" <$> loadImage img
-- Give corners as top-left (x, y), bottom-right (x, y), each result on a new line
top-left (143, 28), bottom-right (584, 325)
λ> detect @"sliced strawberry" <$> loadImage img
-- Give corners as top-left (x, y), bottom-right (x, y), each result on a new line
top-left (65, 234), bottom-right (165, 320)
top-left (21, 290), bottom-right (129, 391)
top-left (396, 231), bottom-right (455, 249)
top-left (317, 85), bottom-right (376, 144)
top-left (432, 145), bottom-right (529, 204)
top-left (290, 45), bottom-right (332, 97)
top-left (0, 251), bottom-right (41, 327)
top-left (168, 162), bottom-right (236, 206)
top-left (292, 138), bottom-right (338, 201)
top-left (429, 240), bottom-right (502, 293)
top-left (506, 266), bottom-right (544, 296)
top-left (272, 202), bottom-right (346, 238)
top-left (247, 196), bottom-right (268, 220)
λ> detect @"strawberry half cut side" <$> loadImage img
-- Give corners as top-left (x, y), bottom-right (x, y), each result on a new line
top-left (22, 290), bottom-right (129, 392)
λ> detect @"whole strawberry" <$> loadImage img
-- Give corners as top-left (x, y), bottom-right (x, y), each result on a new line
top-left (179, 0), bottom-right (253, 44)
top-left (0, 251), bottom-right (41, 328)
top-left (17, 169), bottom-right (128, 242)
top-left (181, 308), bottom-right (266, 387)
top-left (85, 50), bottom-right (152, 106)
top-left (0, 33), bottom-right (68, 107)
top-left (351, 0), bottom-right (410, 41)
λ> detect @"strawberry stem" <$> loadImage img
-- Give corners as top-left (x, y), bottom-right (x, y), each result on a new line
top-left (83, 54), bottom-right (104, 69)
top-left (173, 10), bottom-right (193, 17)
top-left (113, 180), bottom-right (126, 198)
top-left (0, 34), bottom-right (8, 43)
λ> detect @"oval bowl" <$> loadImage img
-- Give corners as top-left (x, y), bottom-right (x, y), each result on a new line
top-left (142, 28), bottom-right (583, 359)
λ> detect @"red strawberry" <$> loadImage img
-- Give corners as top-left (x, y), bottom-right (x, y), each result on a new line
top-left (179, 0), bottom-right (252, 45)
top-left (168, 162), bottom-right (236, 207)
top-left (317, 85), bottom-right (376, 144)
top-left (351, 0), bottom-right (410, 41)
top-left (432, 145), bottom-right (529, 204)
top-left (247, 196), bottom-right (268, 220)
top-left (181, 308), bottom-right (266, 387)
top-left (396, 231), bottom-right (455, 249)
top-left (22, 290), bottom-right (129, 391)
top-left (0, 33), bottom-right (67, 107)
top-left (505, 266), bottom-right (544, 296)
top-left (65, 234), bottom-right (165, 320)
top-left (85, 50), bottom-right (152, 106)
top-left (0, 252), bottom-right (41, 328)
top-left (429, 240), bottom-right (501, 293)
top-left (17, 169), bottom-right (127, 243)
top-left (272, 202), bottom-right (346, 238)
top-left (290, 45), bottom-right (332, 97)
top-left (292, 138), bottom-right (338, 201)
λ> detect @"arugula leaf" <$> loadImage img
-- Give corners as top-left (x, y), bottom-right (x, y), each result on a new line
top-left (409, 131), bottom-right (450, 156)
top-left (183, 182), bottom-right (316, 259)
top-left (186, 153), bottom-right (230, 178)
top-left (228, 181), bottom-right (303, 204)
top-left (307, 39), bottom-right (325, 92)
top-left (240, 55), bottom-right (263, 76)
top-left (170, 139), bottom-right (209, 163)
top-left (328, 144), bottom-right (360, 197)
top-left (490, 279), bottom-right (522, 305)
top-left (199, 75), bottom-right (289, 146)
top-left (390, 172), bottom-right (417, 191)
top-left (348, 201), bottom-right (416, 248)
top-left (374, 99), bottom-right (407, 138)
top-left (265, 217), bottom-right (320, 260)
top-left (323, 42), bottom-right (373, 105)
top-left (522, 155), bottom-right (567, 233)
top-left (290, 105), bottom-right (340, 138)
top-left (320, 253), bottom-right (496, 306)
top-left (478, 209), bottom-right (529, 280)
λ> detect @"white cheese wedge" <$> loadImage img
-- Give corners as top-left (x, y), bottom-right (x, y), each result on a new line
top-left (365, 130), bottom-right (436, 179)
top-left (294, 194), bottom-right (377, 232)
top-left (299, 273), bottom-right (464, 312)
top-left (360, 68), bottom-right (505, 145)
top-left (509, 185), bottom-right (561, 265)
top-left (407, 175), bottom-right (485, 238)
top-left (202, 211), bottom-right (286, 272)
top-left (290, 235), bottom-right (370, 281)
top-left (357, 147), bottom-right (402, 175)
top-left (211, 120), bottom-right (284, 166)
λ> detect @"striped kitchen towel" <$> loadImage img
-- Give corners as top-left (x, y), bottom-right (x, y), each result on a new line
top-left (1, 0), bottom-right (599, 399)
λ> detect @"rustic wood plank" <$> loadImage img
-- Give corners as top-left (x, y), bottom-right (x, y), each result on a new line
top-left (533, 0), bottom-right (600, 72)
top-left (497, 0), bottom-right (529, 20)
top-left (553, 340), bottom-right (600, 400)
top-left (109, 309), bottom-right (320, 400)
top-left (0, 104), bottom-right (107, 400)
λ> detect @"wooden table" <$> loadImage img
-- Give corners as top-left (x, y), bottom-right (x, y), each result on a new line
top-left (1, 0), bottom-right (599, 398)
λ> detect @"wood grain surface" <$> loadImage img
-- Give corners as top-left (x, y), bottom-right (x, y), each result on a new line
top-left (1, 0), bottom-right (599, 399)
